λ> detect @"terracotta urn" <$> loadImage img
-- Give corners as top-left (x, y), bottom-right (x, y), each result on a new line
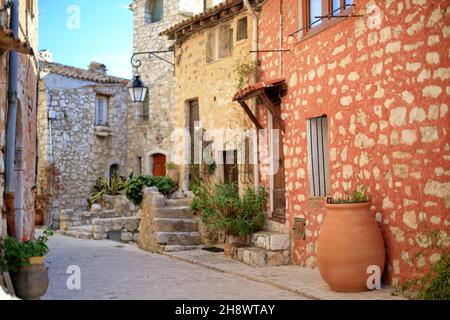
top-left (317, 202), bottom-right (385, 292)
top-left (167, 168), bottom-right (179, 184)
top-left (12, 257), bottom-right (49, 300)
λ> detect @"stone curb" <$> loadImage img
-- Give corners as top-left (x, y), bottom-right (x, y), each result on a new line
top-left (164, 252), bottom-right (318, 300)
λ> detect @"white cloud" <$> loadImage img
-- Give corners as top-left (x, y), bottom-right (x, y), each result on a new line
top-left (115, 4), bottom-right (130, 10)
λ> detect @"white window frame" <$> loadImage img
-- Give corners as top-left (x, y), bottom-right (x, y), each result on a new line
top-left (95, 95), bottom-right (108, 127)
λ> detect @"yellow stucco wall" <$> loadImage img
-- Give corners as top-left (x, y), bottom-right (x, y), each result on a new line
top-left (174, 12), bottom-right (256, 190)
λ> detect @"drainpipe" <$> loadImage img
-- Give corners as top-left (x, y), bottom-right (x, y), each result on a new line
top-left (5, 0), bottom-right (19, 238)
top-left (243, 0), bottom-right (260, 190)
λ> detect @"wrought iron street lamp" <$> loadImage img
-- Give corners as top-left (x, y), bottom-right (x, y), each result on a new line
top-left (128, 74), bottom-right (148, 103)
top-left (128, 50), bottom-right (174, 103)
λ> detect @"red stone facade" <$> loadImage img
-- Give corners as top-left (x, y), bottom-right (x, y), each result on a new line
top-left (256, 0), bottom-right (449, 285)
top-left (0, 1), bottom-right (39, 240)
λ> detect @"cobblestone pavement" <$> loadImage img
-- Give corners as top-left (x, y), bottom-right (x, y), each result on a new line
top-left (165, 250), bottom-right (404, 300)
top-left (42, 235), bottom-right (308, 300)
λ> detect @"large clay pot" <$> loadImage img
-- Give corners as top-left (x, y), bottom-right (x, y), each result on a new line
top-left (317, 202), bottom-right (385, 292)
top-left (12, 257), bottom-right (49, 300)
top-left (167, 168), bottom-right (179, 184)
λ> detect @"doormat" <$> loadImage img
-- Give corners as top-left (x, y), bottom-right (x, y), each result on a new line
top-left (202, 247), bottom-right (224, 253)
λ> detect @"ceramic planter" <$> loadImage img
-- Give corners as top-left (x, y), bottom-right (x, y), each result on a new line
top-left (167, 168), bottom-right (179, 184)
top-left (12, 257), bottom-right (49, 300)
top-left (317, 202), bottom-right (385, 292)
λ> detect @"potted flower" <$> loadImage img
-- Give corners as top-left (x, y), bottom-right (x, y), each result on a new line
top-left (166, 161), bottom-right (179, 185)
top-left (317, 186), bottom-right (385, 292)
top-left (3, 229), bottom-right (54, 300)
top-left (192, 182), bottom-right (267, 256)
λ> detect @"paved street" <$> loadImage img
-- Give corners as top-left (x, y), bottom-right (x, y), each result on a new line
top-left (43, 234), bottom-right (308, 300)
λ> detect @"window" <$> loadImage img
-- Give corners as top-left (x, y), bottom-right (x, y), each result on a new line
top-left (109, 164), bottom-right (120, 183)
top-left (95, 95), bottom-right (108, 126)
top-left (146, 0), bottom-right (164, 24)
top-left (236, 17), bottom-right (248, 41)
top-left (137, 157), bottom-right (143, 174)
top-left (301, 0), bottom-right (354, 33)
top-left (205, 22), bottom-right (234, 63)
top-left (307, 116), bottom-right (330, 198)
top-left (141, 103), bottom-right (149, 122)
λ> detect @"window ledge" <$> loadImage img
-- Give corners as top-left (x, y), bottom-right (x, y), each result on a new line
top-left (295, 14), bottom-right (352, 45)
top-left (94, 126), bottom-right (112, 137)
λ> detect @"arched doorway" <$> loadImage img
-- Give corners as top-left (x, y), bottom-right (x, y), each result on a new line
top-left (151, 154), bottom-right (166, 177)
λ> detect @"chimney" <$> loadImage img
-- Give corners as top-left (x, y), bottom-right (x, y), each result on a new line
top-left (39, 49), bottom-right (53, 62)
top-left (89, 61), bottom-right (107, 75)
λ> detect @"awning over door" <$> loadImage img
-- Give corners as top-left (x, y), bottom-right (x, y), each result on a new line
top-left (0, 28), bottom-right (33, 55)
top-left (233, 78), bottom-right (287, 131)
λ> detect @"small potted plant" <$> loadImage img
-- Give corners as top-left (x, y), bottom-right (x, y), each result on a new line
top-left (317, 186), bottom-right (385, 292)
top-left (3, 229), bottom-right (54, 300)
top-left (166, 161), bottom-right (179, 185)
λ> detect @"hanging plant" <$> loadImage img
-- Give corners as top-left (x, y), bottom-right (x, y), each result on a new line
top-left (235, 59), bottom-right (258, 89)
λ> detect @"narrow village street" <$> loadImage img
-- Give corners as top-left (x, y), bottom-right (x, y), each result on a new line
top-left (43, 234), bottom-right (307, 300)
top-left (1, 0), bottom-right (449, 304)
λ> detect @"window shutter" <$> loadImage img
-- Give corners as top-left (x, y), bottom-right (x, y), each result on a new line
top-left (307, 116), bottom-right (329, 198)
top-left (206, 29), bottom-right (216, 63)
top-left (102, 97), bottom-right (108, 125)
top-left (218, 23), bottom-right (231, 59)
top-left (95, 97), bottom-right (101, 126)
top-left (95, 96), bottom-right (108, 126)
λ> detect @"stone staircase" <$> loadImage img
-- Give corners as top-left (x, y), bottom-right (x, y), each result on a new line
top-left (232, 231), bottom-right (290, 267)
top-left (138, 188), bottom-right (203, 253)
top-left (59, 195), bottom-right (140, 243)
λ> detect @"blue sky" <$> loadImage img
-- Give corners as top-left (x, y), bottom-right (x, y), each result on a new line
top-left (39, 0), bottom-right (133, 78)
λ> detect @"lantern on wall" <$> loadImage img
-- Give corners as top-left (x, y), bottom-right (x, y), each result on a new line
top-left (128, 74), bottom-right (148, 103)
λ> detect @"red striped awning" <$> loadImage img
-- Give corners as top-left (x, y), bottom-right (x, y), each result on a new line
top-left (233, 78), bottom-right (286, 101)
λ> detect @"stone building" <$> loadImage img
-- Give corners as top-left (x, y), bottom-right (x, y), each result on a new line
top-left (0, 0), bottom-right (39, 240)
top-left (127, 0), bottom-right (212, 178)
top-left (37, 59), bottom-right (130, 228)
top-left (161, 0), bottom-right (265, 192)
top-left (233, 0), bottom-right (450, 284)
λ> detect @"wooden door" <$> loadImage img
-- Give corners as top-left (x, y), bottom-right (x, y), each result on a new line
top-left (189, 100), bottom-right (200, 182)
top-left (152, 154), bottom-right (166, 177)
top-left (223, 150), bottom-right (239, 186)
top-left (272, 115), bottom-right (286, 221)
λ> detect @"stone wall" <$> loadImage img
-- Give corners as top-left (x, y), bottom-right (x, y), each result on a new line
top-left (127, 0), bottom-right (190, 176)
top-left (37, 74), bottom-right (129, 228)
top-left (0, 0), bottom-right (39, 240)
top-left (257, 0), bottom-right (450, 284)
top-left (0, 46), bottom-right (7, 240)
top-left (173, 11), bottom-right (256, 191)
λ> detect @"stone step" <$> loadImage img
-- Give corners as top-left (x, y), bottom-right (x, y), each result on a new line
top-left (156, 231), bottom-right (201, 245)
top-left (60, 225), bottom-right (93, 240)
top-left (154, 217), bottom-right (198, 232)
top-left (164, 198), bottom-right (193, 208)
top-left (251, 231), bottom-right (290, 251)
top-left (154, 206), bottom-right (193, 219)
top-left (232, 246), bottom-right (290, 267)
top-left (163, 245), bottom-right (204, 252)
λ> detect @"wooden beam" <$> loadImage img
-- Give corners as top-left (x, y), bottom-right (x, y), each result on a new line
top-left (260, 93), bottom-right (285, 132)
top-left (239, 101), bottom-right (263, 130)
